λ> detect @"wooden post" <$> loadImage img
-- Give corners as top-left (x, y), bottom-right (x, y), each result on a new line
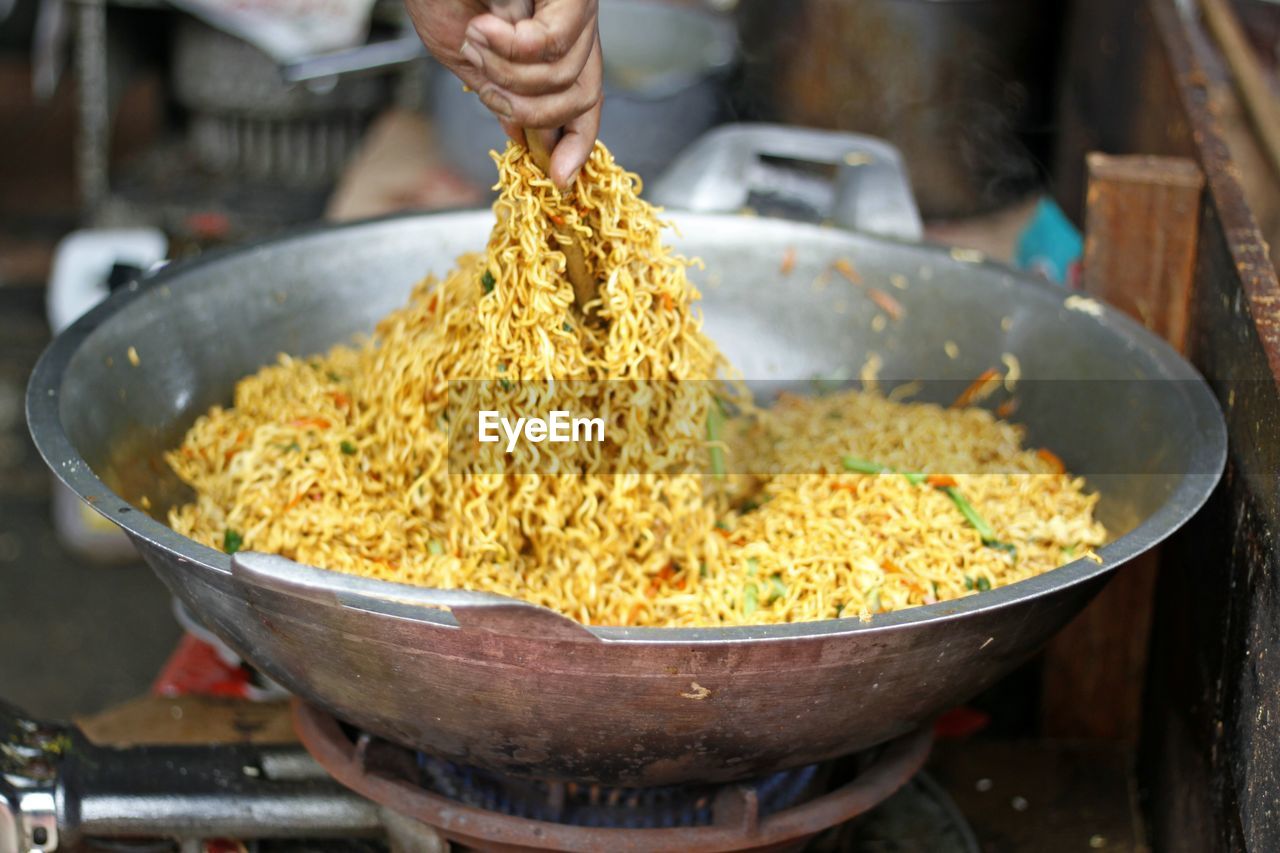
top-left (1040, 153), bottom-right (1204, 739)
top-left (1080, 154), bottom-right (1205, 348)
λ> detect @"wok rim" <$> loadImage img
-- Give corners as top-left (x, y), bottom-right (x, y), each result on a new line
top-left (25, 209), bottom-right (1228, 644)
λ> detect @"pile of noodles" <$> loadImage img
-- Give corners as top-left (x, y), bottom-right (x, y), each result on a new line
top-left (167, 141), bottom-right (1106, 628)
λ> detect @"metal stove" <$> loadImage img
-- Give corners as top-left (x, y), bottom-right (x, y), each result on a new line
top-left (0, 697), bottom-right (977, 853)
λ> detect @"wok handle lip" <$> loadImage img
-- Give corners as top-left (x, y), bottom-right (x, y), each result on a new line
top-left (230, 551), bottom-right (603, 643)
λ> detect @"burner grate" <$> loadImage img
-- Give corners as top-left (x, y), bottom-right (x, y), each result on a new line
top-left (417, 755), bottom-right (820, 828)
top-left (294, 702), bottom-right (937, 852)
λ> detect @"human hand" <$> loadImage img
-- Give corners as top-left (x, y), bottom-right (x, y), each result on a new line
top-left (407, 0), bottom-right (603, 188)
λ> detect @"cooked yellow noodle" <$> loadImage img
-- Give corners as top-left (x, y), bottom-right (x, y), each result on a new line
top-left (167, 142), bottom-right (1105, 627)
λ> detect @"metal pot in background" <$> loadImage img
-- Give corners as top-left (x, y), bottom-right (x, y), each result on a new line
top-left (735, 0), bottom-right (1065, 218)
top-left (172, 18), bottom-right (390, 187)
top-left (431, 0), bottom-right (737, 188)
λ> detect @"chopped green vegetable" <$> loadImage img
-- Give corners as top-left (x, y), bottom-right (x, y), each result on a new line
top-left (278, 441), bottom-right (301, 453)
top-left (340, 440), bottom-right (357, 455)
top-left (699, 561), bottom-right (709, 578)
top-left (768, 574), bottom-right (787, 603)
top-left (326, 371), bottom-right (342, 382)
top-left (841, 456), bottom-right (925, 485)
top-left (975, 576), bottom-right (992, 592)
top-left (497, 363), bottom-right (507, 372)
top-left (746, 557), bottom-right (759, 574)
top-left (223, 529), bottom-right (243, 555)
top-left (499, 379), bottom-right (513, 392)
top-left (739, 499), bottom-right (760, 513)
top-left (940, 486), bottom-right (997, 541)
top-left (829, 469), bottom-right (1011, 552)
top-left (427, 539), bottom-right (445, 556)
top-left (562, 322), bottom-right (573, 332)
top-left (834, 602), bottom-right (846, 618)
top-left (842, 456), bottom-right (890, 475)
top-left (930, 581), bottom-right (939, 599)
top-left (963, 575), bottom-right (975, 591)
top-left (707, 399), bottom-right (726, 477)
top-left (744, 582), bottom-right (759, 615)
top-left (1062, 543), bottom-right (1078, 558)
top-left (715, 520), bottom-right (731, 531)
top-left (481, 270), bottom-right (496, 294)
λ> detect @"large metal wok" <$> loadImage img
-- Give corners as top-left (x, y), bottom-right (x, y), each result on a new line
top-left (27, 127), bottom-right (1225, 786)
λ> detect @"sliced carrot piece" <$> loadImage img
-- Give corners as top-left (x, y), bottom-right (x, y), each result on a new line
top-left (1037, 448), bottom-right (1066, 474)
top-left (834, 257), bottom-right (861, 284)
top-left (952, 368), bottom-right (1001, 408)
top-left (926, 474), bottom-right (958, 488)
top-left (867, 288), bottom-right (905, 320)
top-left (780, 247), bottom-right (797, 275)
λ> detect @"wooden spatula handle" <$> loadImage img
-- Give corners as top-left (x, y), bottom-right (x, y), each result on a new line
top-left (483, 0), bottom-right (598, 316)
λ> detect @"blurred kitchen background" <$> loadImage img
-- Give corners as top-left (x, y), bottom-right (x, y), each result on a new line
top-left (1, 0), bottom-right (1279, 847)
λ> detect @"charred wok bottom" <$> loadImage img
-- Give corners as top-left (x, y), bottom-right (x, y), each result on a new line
top-left (293, 701), bottom-right (935, 852)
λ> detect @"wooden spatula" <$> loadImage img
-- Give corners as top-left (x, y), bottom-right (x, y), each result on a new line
top-left (486, 0), bottom-right (599, 318)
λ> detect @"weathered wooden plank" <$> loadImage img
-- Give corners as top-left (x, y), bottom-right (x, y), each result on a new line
top-left (1041, 154), bottom-right (1204, 740)
top-left (1136, 1), bottom-right (1280, 851)
top-left (1081, 154), bottom-right (1204, 349)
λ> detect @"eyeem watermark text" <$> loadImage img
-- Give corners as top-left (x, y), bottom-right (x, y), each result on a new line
top-left (477, 410), bottom-right (606, 453)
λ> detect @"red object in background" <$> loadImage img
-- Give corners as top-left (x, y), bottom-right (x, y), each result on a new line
top-left (152, 633), bottom-right (256, 699)
top-left (1067, 259), bottom-right (1084, 290)
top-left (203, 840), bottom-right (247, 853)
top-left (184, 211), bottom-right (231, 240)
top-left (934, 706), bottom-right (992, 738)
